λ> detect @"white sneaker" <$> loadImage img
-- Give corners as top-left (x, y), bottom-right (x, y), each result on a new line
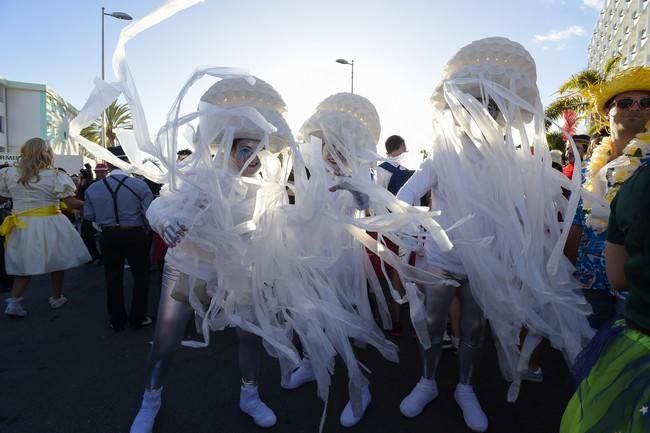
top-left (454, 383), bottom-right (488, 432)
top-left (282, 359), bottom-right (316, 390)
top-left (49, 295), bottom-right (68, 309)
top-left (4, 297), bottom-right (27, 317)
top-left (130, 387), bottom-right (162, 433)
top-left (400, 377), bottom-right (438, 417)
top-left (340, 384), bottom-right (371, 428)
top-left (239, 385), bottom-right (277, 428)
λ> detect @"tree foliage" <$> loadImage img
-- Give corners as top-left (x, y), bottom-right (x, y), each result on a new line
top-left (79, 100), bottom-right (133, 147)
top-left (546, 131), bottom-right (565, 153)
top-left (544, 55), bottom-right (622, 134)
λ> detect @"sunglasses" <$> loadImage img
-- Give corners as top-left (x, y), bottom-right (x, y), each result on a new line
top-left (610, 97), bottom-right (650, 110)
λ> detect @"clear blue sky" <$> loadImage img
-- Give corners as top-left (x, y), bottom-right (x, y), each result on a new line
top-left (1, 0), bottom-right (602, 165)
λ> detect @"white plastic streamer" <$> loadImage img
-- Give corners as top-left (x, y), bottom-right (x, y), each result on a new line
top-left (425, 37), bottom-right (594, 402)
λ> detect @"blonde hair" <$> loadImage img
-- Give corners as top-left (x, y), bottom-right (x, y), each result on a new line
top-left (17, 137), bottom-right (54, 186)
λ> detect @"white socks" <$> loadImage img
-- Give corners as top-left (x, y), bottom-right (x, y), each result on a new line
top-left (400, 377), bottom-right (438, 417)
top-left (239, 385), bottom-right (277, 428)
top-left (339, 384), bottom-right (371, 428)
top-left (454, 383), bottom-right (488, 432)
top-left (282, 358), bottom-right (316, 390)
top-left (130, 387), bottom-right (162, 433)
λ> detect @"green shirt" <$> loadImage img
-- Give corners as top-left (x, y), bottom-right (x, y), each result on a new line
top-left (607, 166), bottom-right (650, 332)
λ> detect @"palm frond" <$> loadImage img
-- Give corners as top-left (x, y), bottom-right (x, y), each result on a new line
top-left (557, 69), bottom-right (603, 95)
top-left (602, 55), bottom-right (622, 78)
top-left (77, 100), bottom-right (132, 147)
top-left (80, 125), bottom-right (100, 144)
top-left (545, 96), bottom-right (588, 120)
top-left (546, 131), bottom-right (566, 152)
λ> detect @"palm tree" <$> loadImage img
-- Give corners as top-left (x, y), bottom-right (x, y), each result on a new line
top-left (546, 131), bottom-right (565, 153)
top-left (80, 100), bottom-right (132, 147)
top-left (544, 55), bottom-right (622, 134)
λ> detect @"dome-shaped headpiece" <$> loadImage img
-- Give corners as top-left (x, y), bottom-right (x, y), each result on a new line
top-left (299, 93), bottom-right (381, 152)
top-left (430, 37), bottom-right (538, 112)
top-left (200, 76), bottom-right (293, 152)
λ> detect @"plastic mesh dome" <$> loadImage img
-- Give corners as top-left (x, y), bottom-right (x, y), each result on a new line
top-left (300, 93), bottom-right (381, 145)
top-left (200, 76), bottom-right (293, 151)
top-left (431, 37), bottom-right (539, 111)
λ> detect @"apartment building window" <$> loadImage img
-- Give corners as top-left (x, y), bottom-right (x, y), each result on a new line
top-left (0, 116), bottom-right (4, 133)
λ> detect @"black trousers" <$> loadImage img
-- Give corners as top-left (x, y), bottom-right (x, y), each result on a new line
top-left (100, 227), bottom-right (150, 327)
top-left (81, 220), bottom-right (101, 260)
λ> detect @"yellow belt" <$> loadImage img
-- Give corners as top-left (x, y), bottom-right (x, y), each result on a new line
top-left (0, 205), bottom-right (61, 245)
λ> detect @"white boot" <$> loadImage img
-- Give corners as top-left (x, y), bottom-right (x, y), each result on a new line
top-left (130, 387), bottom-right (162, 433)
top-left (340, 384), bottom-right (371, 428)
top-left (282, 358), bottom-right (316, 390)
top-left (454, 383), bottom-right (488, 432)
top-left (239, 385), bottom-right (277, 428)
top-left (4, 297), bottom-right (27, 317)
top-left (400, 377), bottom-right (438, 417)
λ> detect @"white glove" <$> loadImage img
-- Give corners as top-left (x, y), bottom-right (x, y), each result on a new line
top-left (161, 219), bottom-right (188, 247)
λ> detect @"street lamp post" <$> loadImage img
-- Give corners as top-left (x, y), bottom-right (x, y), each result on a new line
top-left (336, 58), bottom-right (354, 94)
top-left (101, 7), bottom-right (132, 148)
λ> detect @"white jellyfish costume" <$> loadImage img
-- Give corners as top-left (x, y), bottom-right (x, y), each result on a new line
top-left (281, 92), bottom-right (458, 428)
top-left (398, 36), bottom-right (593, 420)
top-left (66, 2), bottom-right (449, 431)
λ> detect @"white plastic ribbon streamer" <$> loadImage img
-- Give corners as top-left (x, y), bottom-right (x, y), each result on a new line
top-left (429, 73), bottom-right (594, 402)
top-left (72, 4), bottom-right (414, 430)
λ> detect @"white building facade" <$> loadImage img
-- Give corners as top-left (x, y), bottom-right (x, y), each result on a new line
top-left (0, 77), bottom-right (84, 173)
top-left (588, 0), bottom-right (650, 71)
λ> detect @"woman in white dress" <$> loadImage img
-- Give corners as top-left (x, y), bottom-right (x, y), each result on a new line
top-left (0, 137), bottom-right (90, 317)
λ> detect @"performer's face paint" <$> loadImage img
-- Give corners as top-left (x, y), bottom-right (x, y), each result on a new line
top-left (231, 139), bottom-right (261, 177)
top-left (321, 141), bottom-right (348, 174)
top-left (476, 97), bottom-right (499, 120)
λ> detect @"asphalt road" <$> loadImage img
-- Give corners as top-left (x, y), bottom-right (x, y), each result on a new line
top-left (1, 264), bottom-right (572, 433)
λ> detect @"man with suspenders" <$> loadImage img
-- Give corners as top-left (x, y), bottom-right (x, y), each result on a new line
top-left (84, 155), bottom-right (154, 332)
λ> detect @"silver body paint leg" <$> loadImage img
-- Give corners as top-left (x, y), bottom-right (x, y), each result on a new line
top-left (417, 259), bottom-right (484, 384)
top-left (145, 264), bottom-right (194, 390)
top-left (237, 328), bottom-right (262, 386)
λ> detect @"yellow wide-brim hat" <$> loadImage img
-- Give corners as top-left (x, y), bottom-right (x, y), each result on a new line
top-left (582, 66), bottom-right (650, 118)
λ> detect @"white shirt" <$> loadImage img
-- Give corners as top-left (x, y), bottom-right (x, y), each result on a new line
top-left (397, 159), bottom-right (465, 274)
top-left (376, 154), bottom-right (411, 190)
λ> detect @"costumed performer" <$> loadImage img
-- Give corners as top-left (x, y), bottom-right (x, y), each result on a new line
top-left (396, 37), bottom-right (594, 432)
top-left (284, 92), bottom-right (455, 428)
top-left (129, 75), bottom-right (296, 432)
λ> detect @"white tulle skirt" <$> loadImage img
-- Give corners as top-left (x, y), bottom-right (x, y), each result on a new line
top-left (5, 214), bottom-right (91, 275)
